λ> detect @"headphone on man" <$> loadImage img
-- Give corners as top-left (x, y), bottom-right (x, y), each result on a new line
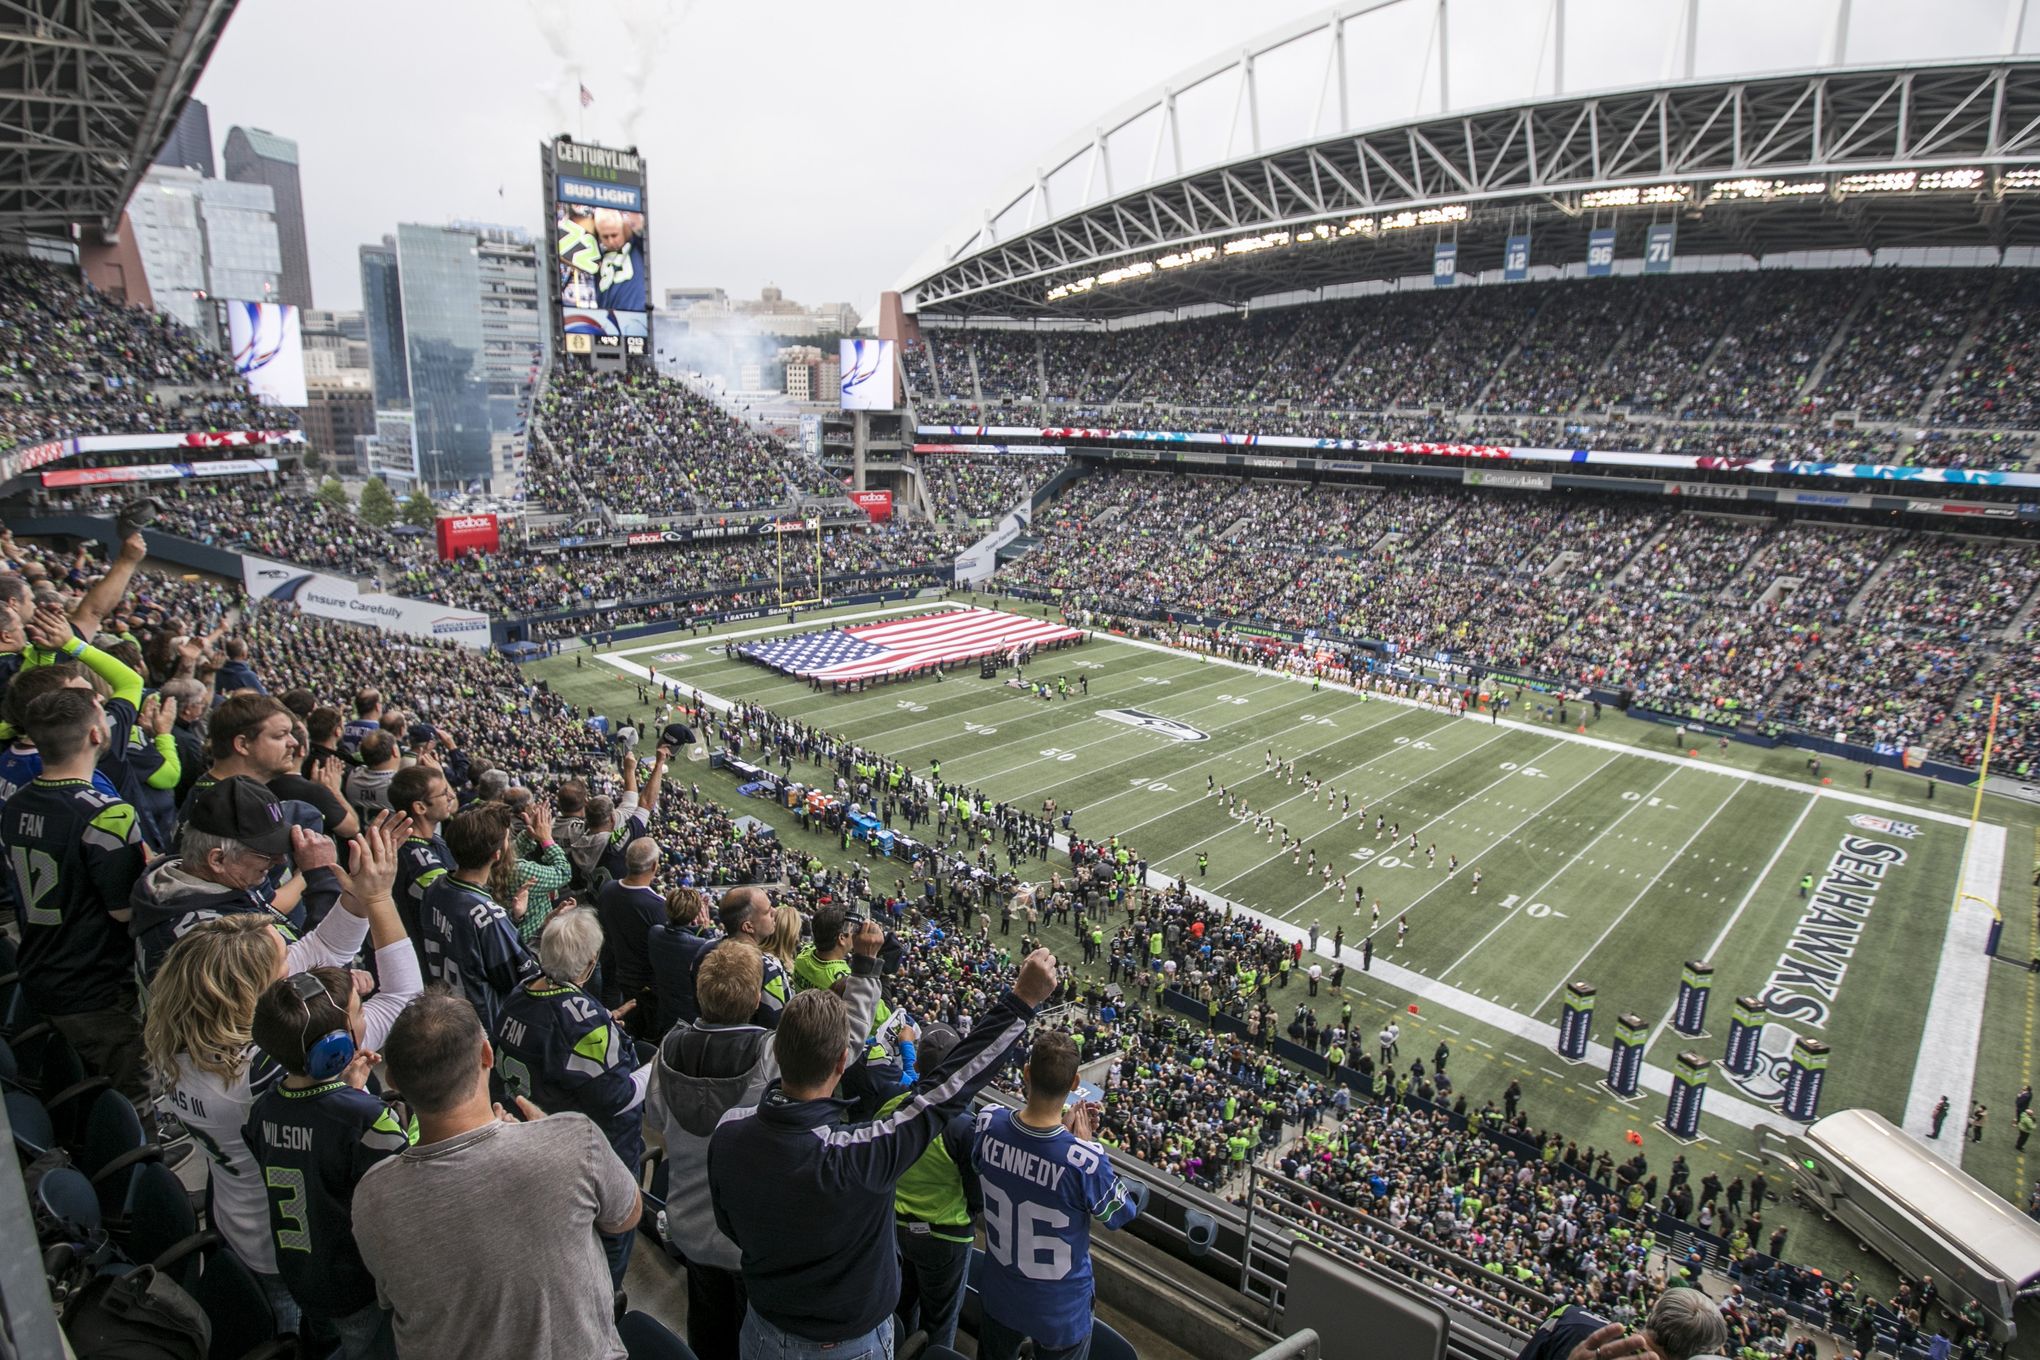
top-left (290, 972), bottom-right (357, 1081)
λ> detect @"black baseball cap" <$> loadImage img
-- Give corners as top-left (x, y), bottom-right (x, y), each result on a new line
top-left (186, 776), bottom-right (291, 856)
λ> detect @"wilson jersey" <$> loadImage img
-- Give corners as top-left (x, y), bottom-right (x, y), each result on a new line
top-left (244, 1081), bottom-right (413, 1319)
top-left (972, 1106), bottom-right (1140, 1348)
top-left (492, 979), bottom-right (649, 1168)
top-left (173, 930), bottom-right (417, 1277)
top-left (1, 777), bottom-right (145, 1015)
top-left (419, 876), bottom-right (537, 1034)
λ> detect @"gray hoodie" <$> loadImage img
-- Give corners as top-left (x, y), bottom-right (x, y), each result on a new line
top-left (654, 958), bottom-right (879, 1271)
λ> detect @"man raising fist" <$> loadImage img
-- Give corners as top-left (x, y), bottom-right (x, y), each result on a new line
top-left (709, 942), bottom-right (1059, 1360)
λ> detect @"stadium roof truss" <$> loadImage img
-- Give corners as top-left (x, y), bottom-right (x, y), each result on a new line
top-left (0, 0), bottom-right (238, 233)
top-left (902, 28), bottom-right (2040, 318)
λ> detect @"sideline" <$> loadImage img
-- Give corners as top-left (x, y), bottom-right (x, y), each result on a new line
top-left (1902, 820), bottom-right (2005, 1166)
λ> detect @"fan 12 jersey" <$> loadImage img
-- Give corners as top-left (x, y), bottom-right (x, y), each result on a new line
top-left (971, 1106), bottom-right (1139, 1348)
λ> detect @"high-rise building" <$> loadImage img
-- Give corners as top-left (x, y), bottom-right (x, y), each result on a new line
top-left (155, 99), bottom-right (214, 177)
top-left (390, 222), bottom-right (544, 492)
top-left (223, 127), bottom-right (312, 308)
top-left (358, 237), bottom-right (408, 408)
top-left (126, 166), bottom-right (282, 334)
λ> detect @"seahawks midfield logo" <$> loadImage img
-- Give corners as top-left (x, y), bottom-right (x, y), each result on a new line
top-left (1097, 708), bottom-right (1208, 742)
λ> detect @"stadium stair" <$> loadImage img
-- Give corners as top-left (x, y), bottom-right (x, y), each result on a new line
top-left (1917, 272), bottom-right (2006, 426)
top-left (1796, 274), bottom-right (1877, 408)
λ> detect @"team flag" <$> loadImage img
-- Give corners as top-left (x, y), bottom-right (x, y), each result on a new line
top-left (740, 608), bottom-right (1081, 683)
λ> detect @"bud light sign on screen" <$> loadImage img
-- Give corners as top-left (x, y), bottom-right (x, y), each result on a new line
top-left (436, 514), bottom-right (501, 560)
top-left (553, 138), bottom-right (649, 343)
top-left (851, 490), bottom-right (893, 522)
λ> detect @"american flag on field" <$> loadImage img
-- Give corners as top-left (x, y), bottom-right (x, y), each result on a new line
top-left (579, 83), bottom-right (595, 108)
top-left (741, 608), bottom-right (1081, 683)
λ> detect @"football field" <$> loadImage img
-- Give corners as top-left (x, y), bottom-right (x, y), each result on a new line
top-left (526, 597), bottom-right (2040, 1228)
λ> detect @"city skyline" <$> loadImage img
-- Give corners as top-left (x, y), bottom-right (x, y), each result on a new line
top-left (180, 0), bottom-right (2035, 320)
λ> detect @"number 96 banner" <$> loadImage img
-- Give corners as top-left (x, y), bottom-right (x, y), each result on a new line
top-left (1585, 228), bottom-right (1616, 278)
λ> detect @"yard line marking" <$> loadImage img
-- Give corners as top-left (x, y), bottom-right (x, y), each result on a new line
top-left (1203, 721), bottom-right (1504, 892)
top-left (1643, 795), bottom-right (1817, 1056)
top-left (1531, 779), bottom-right (1745, 1014)
top-left (1441, 765), bottom-right (1684, 982)
top-left (1089, 626), bottom-right (1981, 828)
top-left (1436, 1024), bottom-right (1460, 1035)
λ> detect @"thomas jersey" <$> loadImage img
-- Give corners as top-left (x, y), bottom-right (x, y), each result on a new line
top-left (492, 980), bottom-right (645, 1168)
top-left (419, 876), bottom-right (537, 1034)
top-left (972, 1106), bottom-right (1139, 1348)
top-left (394, 835), bottom-right (450, 947)
top-left (244, 1081), bottom-right (413, 1318)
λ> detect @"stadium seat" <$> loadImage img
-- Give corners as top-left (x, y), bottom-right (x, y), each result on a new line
top-left (34, 1163), bottom-right (104, 1244)
top-left (6, 1089), bottom-right (53, 1159)
top-left (1091, 1318), bottom-right (1139, 1360)
top-left (187, 1247), bottom-right (291, 1360)
top-left (922, 1348), bottom-right (970, 1360)
top-left (960, 1246), bottom-right (987, 1337)
top-left (78, 1088), bottom-right (161, 1224)
top-left (1182, 1207), bottom-right (1218, 1257)
top-left (123, 1160), bottom-right (218, 1289)
top-left (618, 1309), bottom-right (701, 1360)
top-left (0, 1033), bottom-right (17, 1091)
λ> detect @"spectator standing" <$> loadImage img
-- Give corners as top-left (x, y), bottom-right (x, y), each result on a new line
top-left (0, 682), bottom-right (149, 1102)
top-left (717, 885), bottom-right (791, 1026)
top-left (491, 908), bottom-right (651, 1287)
top-left (595, 835), bottom-right (667, 1036)
top-left (418, 802), bottom-right (538, 1033)
top-left (656, 931), bottom-right (881, 1360)
top-left (972, 1030), bottom-right (1142, 1360)
top-left (708, 945), bottom-right (1058, 1360)
top-left (353, 993), bottom-right (642, 1360)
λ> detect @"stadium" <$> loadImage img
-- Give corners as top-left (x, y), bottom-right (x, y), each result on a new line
top-left (8, 0), bottom-right (2040, 1358)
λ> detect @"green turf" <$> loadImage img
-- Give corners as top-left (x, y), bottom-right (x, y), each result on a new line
top-left (525, 595), bottom-right (2040, 1327)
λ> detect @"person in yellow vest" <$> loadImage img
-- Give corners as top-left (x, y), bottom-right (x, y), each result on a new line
top-left (881, 1026), bottom-right (978, 1351)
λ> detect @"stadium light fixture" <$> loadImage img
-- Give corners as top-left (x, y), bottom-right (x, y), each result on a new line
top-left (1580, 184), bottom-right (1692, 209)
top-left (1836, 168), bottom-right (1985, 195)
top-left (2003, 168), bottom-right (2040, 192)
top-left (1707, 178), bottom-right (1826, 202)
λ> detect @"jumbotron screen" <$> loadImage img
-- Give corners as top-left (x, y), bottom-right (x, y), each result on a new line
top-left (552, 137), bottom-right (649, 354)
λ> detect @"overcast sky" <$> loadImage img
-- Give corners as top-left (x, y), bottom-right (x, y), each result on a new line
top-left (187, 0), bottom-right (2032, 318)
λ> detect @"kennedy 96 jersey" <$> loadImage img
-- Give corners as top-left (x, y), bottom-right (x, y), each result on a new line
top-left (971, 1106), bottom-right (1139, 1349)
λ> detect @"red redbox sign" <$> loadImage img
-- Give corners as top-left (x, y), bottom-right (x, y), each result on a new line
top-left (851, 490), bottom-right (893, 522)
top-left (435, 513), bottom-right (500, 560)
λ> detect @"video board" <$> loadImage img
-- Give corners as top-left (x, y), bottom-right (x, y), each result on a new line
top-left (550, 137), bottom-right (649, 356)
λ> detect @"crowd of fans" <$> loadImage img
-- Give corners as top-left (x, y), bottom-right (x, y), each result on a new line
top-left (1000, 468), bottom-right (2040, 769)
top-left (921, 451), bottom-right (1067, 523)
top-left (903, 267), bottom-right (2040, 471)
top-left (0, 255), bottom-right (296, 454)
top-left (527, 368), bottom-right (841, 517)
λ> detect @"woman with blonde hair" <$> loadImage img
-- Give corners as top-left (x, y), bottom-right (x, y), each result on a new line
top-left (763, 902), bottom-right (804, 979)
top-left (141, 815), bottom-right (415, 1333)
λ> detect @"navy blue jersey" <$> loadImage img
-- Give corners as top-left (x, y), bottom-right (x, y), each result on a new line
top-left (1, 777), bottom-right (145, 1015)
top-left (393, 835), bottom-right (450, 949)
top-left (492, 979), bottom-right (645, 1169)
top-left (418, 876), bottom-right (537, 1034)
top-left (244, 1080), bottom-right (413, 1318)
top-left (972, 1106), bottom-right (1139, 1348)
top-left (1516, 1306), bottom-right (1614, 1360)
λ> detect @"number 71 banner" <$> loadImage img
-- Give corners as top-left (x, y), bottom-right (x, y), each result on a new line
top-left (1645, 223), bottom-right (1677, 274)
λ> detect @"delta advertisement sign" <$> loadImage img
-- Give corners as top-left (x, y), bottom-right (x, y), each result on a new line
top-left (241, 554), bottom-right (491, 649)
top-left (41, 458), bottom-right (279, 488)
top-left (0, 429), bottom-right (305, 482)
top-left (435, 514), bottom-right (501, 560)
top-left (851, 490), bottom-right (893, 521)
